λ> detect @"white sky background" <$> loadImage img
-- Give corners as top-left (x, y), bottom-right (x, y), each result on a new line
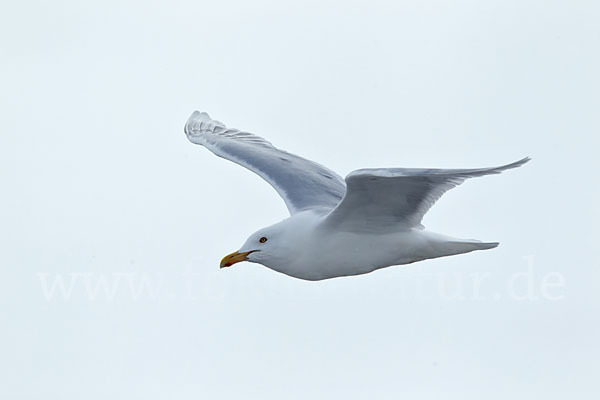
top-left (1, 0), bottom-right (599, 398)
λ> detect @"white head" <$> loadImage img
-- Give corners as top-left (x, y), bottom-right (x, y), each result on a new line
top-left (219, 220), bottom-right (293, 271)
top-left (218, 212), bottom-right (321, 275)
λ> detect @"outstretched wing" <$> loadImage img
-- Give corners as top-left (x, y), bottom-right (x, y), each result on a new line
top-left (185, 111), bottom-right (346, 214)
top-left (324, 158), bottom-right (530, 231)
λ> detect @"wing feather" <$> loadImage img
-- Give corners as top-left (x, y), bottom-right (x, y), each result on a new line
top-left (184, 111), bottom-right (346, 214)
top-left (324, 158), bottom-right (530, 231)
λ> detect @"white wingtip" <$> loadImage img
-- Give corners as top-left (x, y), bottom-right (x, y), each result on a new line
top-left (184, 111), bottom-right (226, 143)
top-left (481, 157), bottom-right (532, 175)
top-left (505, 157), bottom-right (531, 169)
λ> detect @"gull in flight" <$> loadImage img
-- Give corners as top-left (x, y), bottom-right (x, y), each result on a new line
top-left (185, 111), bottom-right (529, 281)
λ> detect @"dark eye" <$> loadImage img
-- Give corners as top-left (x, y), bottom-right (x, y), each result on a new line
top-left (259, 237), bottom-right (268, 243)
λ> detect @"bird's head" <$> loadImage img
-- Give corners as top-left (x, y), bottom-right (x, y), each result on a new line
top-left (218, 212), bottom-right (321, 273)
top-left (219, 222), bottom-right (290, 269)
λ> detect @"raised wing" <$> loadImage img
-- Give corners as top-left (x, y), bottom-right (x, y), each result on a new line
top-left (324, 158), bottom-right (530, 231)
top-left (185, 111), bottom-right (346, 214)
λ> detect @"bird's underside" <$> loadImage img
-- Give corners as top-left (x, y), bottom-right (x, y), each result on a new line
top-left (185, 111), bottom-right (529, 280)
top-left (262, 220), bottom-right (502, 281)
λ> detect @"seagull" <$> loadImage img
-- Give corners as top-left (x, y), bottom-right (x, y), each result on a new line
top-left (185, 111), bottom-right (529, 281)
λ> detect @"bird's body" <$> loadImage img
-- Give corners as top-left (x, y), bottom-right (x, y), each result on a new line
top-left (185, 111), bottom-right (528, 281)
top-left (243, 209), bottom-right (497, 281)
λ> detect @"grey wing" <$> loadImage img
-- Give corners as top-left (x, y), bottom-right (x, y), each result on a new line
top-left (323, 158), bottom-right (530, 231)
top-left (184, 111), bottom-right (346, 214)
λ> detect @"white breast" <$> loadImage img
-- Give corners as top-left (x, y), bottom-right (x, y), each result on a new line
top-left (264, 211), bottom-right (430, 280)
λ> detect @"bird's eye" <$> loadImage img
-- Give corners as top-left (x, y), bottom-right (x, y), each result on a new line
top-left (259, 237), bottom-right (268, 243)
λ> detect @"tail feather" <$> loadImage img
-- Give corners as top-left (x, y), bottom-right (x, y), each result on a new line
top-left (446, 240), bottom-right (499, 255)
top-left (471, 241), bottom-right (499, 250)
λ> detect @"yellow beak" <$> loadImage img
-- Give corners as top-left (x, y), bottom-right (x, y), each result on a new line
top-left (220, 250), bottom-right (254, 268)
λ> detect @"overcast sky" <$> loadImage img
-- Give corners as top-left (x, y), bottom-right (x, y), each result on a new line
top-left (1, 0), bottom-right (599, 398)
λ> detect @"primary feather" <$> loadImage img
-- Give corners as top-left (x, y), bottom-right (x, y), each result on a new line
top-left (185, 111), bottom-right (345, 214)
